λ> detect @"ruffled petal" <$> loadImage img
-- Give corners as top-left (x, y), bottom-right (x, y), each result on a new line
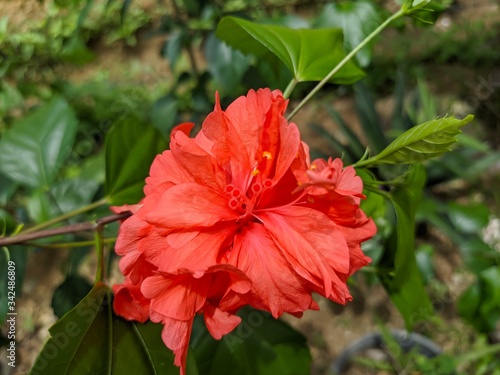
top-left (145, 151), bottom-right (195, 195)
top-left (229, 222), bottom-right (313, 317)
top-left (141, 273), bottom-right (209, 321)
top-left (259, 206), bottom-right (350, 297)
top-left (113, 281), bottom-right (150, 323)
top-left (145, 183), bottom-right (237, 229)
top-left (170, 130), bottom-right (226, 190)
top-left (160, 317), bottom-right (193, 375)
top-left (203, 305), bottom-right (241, 340)
top-left (143, 225), bottom-right (236, 272)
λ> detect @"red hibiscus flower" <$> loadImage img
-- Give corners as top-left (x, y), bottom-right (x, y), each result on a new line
top-left (113, 88), bottom-right (376, 374)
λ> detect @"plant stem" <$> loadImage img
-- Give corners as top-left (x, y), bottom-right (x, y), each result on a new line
top-left (21, 197), bottom-right (109, 235)
top-left (95, 226), bottom-right (105, 284)
top-left (0, 212), bottom-right (131, 247)
top-left (287, 8), bottom-right (406, 121)
top-left (283, 78), bottom-right (298, 99)
top-left (24, 237), bottom-right (117, 249)
top-left (352, 157), bottom-right (379, 168)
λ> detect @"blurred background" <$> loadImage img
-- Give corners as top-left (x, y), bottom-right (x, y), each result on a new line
top-left (0, 0), bottom-right (499, 374)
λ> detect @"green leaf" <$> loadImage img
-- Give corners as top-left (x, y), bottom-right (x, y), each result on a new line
top-left (366, 115), bottom-right (474, 166)
top-left (378, 164), bottom-right (433, 329)
top-left (105, 118), bottom-right (168, 205)
top-left (51, 275), bottom-right (93, 319)
top-left (205, 33), bottom-right (250, 95)
top-left (447, 202), bottom-right (490, 234)
top-left (216, 17), bottom-right (364, 84)
top-left (29, 284), bottom-right (180, 375)
top-left (8, 246), bottom-right (28, 298)
top-left (354, 82), bottom-right (388, 154)
top-left (151, 94), bottom-right (179, 138)
top-left (162, 30), bottom-right (185, 70)
top-left (0, 247), bottom-right (9, 325)
top-left (26, 178), bottom-right (100, 223)
top-left (0, 173), bottom-right (17, 206)
top-left (458, 267), bottom-right (500, 333)
top-left (459, 237), bottom-right (498, 274)
top-left (191, 307), bottom-right (311, 375)
top-left (314, 0), bottom-right (382, 67)
top-left (0, 97), bottom-right (78, 189)
top-left (59, 34), bottom-right (96, 65)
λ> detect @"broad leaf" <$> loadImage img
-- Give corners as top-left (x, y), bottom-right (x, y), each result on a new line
top-left (378, 164), bottom-right (433, 329)
top-left (0, 97), bottom-right (78, 189)
top-left (26, 178), bottom-right (100, 223)
top-left (205, 33), bottom-right (250, 95)
top-left (447, 202), bottom-right (490, 234)
top-left (29, 284), bottom-right (181, 375)
top-left (151, 94), bottom-right (179, 137)
top-left (191, 307), bottom-right (311, 375)
top-left (105, 118), bottom-right (168, 205)
top-left (368, 114), bottom-right (474, 165)
top-left (51, 275), bottom-right (93, 318)
top-left (216, 17), bottom-right (364, 85)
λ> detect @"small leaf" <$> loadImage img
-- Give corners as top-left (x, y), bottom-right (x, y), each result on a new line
top-left (105, 118), bottom-right (168, 205)
top-left (29, 284), bottom-right (181, 374)
top-left (191, 307), bottom-right (311, 375)
top-left (369, 115), bottom-right (474, 165)
top-left (458, 267), bottom-right (500, 333)
top-left (378, 165), bottom-right (434, 329)
top-left (59, 34), bottom-right (96, 65)
top-left (314, 0), bottom-right (382, 67)
top-left (162, 30), bottom-right (185, 70)
top-left (216, 17), bottom-right (364, 84)
top-left (0, 97), bottom-right (78, 188)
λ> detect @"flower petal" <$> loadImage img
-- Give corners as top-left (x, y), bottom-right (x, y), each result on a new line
top-left (113, 281), bottom-right (150, 323)
top-left (259, 206), bottom-right (350, 296)
top-left (145, 183), bottom-right (237, 229)
top-left (229, 222), bottom-right (313, 317)
top-left (143, 225), bottom-right (236, 272)
top-left (141, 273), bottom-right (209, 320)
top-left (160, 317), bottom-right (193, 375)
top-left (203, 305), bottom-right (241, 340)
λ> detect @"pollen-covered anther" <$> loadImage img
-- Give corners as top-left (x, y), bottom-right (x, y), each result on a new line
top-left (251, 169), bottom-right (260, 177)
top-left (262, 151), bottom-right (272, 160)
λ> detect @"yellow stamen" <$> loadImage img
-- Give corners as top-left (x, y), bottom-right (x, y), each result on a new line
top-left (252, 169), bottom-right (260, 176)
top-left (262, 151), bottom-right (272, 160)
